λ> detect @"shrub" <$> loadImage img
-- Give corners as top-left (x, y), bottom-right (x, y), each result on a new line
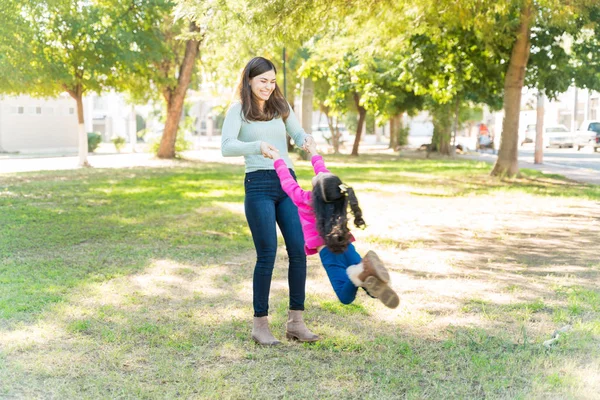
top-left (87, 132), bottom-right (102, 153)
top-left (111, 136), bottom-right (126, 153)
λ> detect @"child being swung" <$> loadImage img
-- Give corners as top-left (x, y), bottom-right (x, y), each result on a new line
top-left (268, 142), bottom-right (399, 309)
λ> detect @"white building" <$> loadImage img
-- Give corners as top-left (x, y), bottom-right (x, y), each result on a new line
top-left (0, 92), bottom-right (136, 154)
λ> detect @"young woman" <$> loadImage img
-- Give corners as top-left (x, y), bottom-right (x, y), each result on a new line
top-left (221, 57), bottom-right (319, 345)
top-left (267, 141), bottom-right (400, 309)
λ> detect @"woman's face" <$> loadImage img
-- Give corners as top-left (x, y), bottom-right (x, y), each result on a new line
top-left (249, 69), bottom-right (276, 103)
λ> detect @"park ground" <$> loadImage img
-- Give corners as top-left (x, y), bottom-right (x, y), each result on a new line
top-left (1, 148), bottom-right (599, 399)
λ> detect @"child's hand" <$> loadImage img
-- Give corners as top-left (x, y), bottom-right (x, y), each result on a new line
top-left (260, 142), bottom-right (277, 158)
top-left (269, 148), bottom-right (281, 160)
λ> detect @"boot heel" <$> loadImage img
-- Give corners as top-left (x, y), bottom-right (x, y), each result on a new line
top-left (286, 332), bottom-right (298, 341)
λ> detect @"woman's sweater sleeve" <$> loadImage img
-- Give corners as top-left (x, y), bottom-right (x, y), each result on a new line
top-left (221, 103), bottom-right (262, 157)
top-left (284, 105), bottom-right (311, 149)
top-left (274, 159), bottom-right (310, 206)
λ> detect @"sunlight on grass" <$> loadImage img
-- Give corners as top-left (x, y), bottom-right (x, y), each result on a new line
top-left (1, 157), bottom-right (599, 398)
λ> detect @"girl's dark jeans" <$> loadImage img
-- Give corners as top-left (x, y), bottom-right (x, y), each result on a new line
top-left (244, 169), bottom-right (307, 317)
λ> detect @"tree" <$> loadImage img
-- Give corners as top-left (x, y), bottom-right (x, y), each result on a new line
top-left (112, 1), bottom-right (209, 159)
top-left (397, 27), bottom-right (506, 155)
top-left (0, 0), bottom-right (142, 166)
top-left (482, 0), bottom-right (600, 176)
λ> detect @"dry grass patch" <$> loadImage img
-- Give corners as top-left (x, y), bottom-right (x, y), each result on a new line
top-left (1, 155), bottom-right (599, 399)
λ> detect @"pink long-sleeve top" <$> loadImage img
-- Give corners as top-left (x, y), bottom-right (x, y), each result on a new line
top-left (274, 155), bottom-right (353, 255)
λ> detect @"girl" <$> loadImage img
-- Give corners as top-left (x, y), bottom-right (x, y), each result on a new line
top-left (267, 142), bottom-right (400, 309)
top-left (221, 57), bottom-right (319, 345)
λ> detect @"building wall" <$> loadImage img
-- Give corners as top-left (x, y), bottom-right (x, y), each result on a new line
top-left (0, 92), bottom-right (135, 154)
top-left (0, 94), bottom-right (78, 153)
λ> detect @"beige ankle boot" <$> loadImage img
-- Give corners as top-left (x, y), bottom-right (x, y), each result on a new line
top-left (252, 316), bottom-right (281, 345)
top-left (285, 310), bottom-right (320, 342)
top-left (347, 257), bottom-right (400, 309)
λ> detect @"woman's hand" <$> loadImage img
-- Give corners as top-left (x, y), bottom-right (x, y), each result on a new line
top-left (303, 135), bottom-right (318, 156)
top-left (303, 135), bottom-right (316, 152)
top-left (260, 142), bottom-right (277, 158)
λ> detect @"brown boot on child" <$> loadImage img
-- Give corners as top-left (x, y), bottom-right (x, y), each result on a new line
top-left (347, 251), bottom-right (400, 309)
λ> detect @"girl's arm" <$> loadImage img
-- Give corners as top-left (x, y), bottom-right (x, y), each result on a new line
top-left (270, 150), bottom-right (311, 206)
top-left (303, 139), bottom-right (330, 175)
top-left (310, 155), bottom-right (330, 175)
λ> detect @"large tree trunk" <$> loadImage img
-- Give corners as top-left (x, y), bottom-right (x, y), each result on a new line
top-left (298, 77), bottom-right (313, 160)
top-left (67, 84), bottom-right (89, 167)
top-left (157, 22), bottom-right (202, 159)
top-left (395, 114), bottom-right (404, 148)
top-left (431, 104), bottom-right (453, 156)
top-left (351, 92), bottom-right (366, 156)
top-left (491, 1), bottom-right (533, 177)
top-left (389, 115), bottom-right (397, 149)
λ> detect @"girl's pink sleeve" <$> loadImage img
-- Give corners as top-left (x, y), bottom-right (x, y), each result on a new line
top-left (311, 155), bottom-right (330, 175)
top-left (274, 159), bottom-right (310, 206)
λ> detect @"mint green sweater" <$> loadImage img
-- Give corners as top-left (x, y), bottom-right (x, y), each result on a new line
top-left (221, 102), bottom-right (310, 172)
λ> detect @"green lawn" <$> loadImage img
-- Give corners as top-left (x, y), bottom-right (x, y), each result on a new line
top-left (1, 154), bottom-right (599, 399)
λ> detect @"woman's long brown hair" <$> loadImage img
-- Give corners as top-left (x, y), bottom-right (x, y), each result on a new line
top-left (236, 57), bottom-right (290, 122)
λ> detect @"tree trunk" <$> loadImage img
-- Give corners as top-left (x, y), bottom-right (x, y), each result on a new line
top-left (351, 92), bottom-right (366, 156)
top-left (67, 84), bottom-right (89, 167)
top-left (491, 1), bottom-right (533, 177)
top-left (395, 114), bottom-right (404, 148)
top-left (157, 22), bottom-right (202, 159)
top-left (299, 77), bottom-right (314, 160)
top-left (431, 104), bottom-right (453, 156)
top-left (389, 115), bottom-right (397, 149)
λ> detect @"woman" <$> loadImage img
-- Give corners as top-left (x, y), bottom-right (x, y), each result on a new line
top-left (221, 57), bottom-right (319, 345)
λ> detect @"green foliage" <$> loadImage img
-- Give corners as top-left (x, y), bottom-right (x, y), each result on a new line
top-left (397, 126), bottom-right (410, 147)
top-left (111, 137), bottom-right (126, 153)
top-left (87, 132), bottom-right (102, 153)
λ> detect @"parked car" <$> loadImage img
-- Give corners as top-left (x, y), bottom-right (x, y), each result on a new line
top-left (543, 125), bottom-right (574, 148)
top-left (574, 120), bottom-right (600, 152)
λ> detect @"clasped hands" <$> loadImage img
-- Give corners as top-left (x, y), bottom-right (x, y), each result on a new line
top-left (260, 135), bottom-right (317, 160)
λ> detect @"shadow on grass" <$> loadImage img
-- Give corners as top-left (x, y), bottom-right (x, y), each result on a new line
top-left (2, 272), bottom-right (595, 398)
top-left (1, 155), bottom-right (599, 398)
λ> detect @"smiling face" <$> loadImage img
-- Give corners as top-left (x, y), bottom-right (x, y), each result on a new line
top-left (249, 70), bottom-right (276, 104)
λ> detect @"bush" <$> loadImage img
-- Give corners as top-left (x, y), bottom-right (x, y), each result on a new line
top-left (87, 132), bottom-right (102, 153)
top-left (398, 126), bottom-right (410, 147)
top-left (111, 136), bottom-right (126, 153)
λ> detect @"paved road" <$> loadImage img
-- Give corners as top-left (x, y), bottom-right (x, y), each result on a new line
top-left (464, 144), bottom-right (600, 185)
top-left (1, 140), bottom-right (599, 185)
top-left (517, 144), bottom-right (600, 172)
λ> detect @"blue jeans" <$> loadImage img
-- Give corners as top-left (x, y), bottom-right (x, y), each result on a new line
top-left (319, 243), bottom-right (362, 305)
top-left (244, 169), bottom-right (307, 317)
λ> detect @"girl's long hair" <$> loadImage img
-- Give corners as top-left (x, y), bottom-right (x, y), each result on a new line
top-left (312, 175), bottom-right (365, 254)
top-left (235, 57), bottom-right (290, 122)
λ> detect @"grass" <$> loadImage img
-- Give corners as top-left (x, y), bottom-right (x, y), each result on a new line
top-left (1, 153), bottom-right (599, 399)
